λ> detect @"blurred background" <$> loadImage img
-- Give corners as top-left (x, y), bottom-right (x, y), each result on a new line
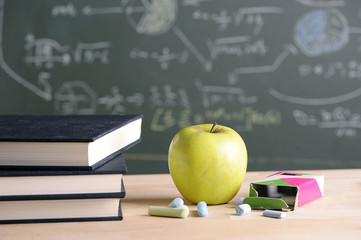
top-left (1, 0), bottom-right (361, 173)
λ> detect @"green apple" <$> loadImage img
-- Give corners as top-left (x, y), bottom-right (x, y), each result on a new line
top-left (168, 123), bottom-right (247, 205)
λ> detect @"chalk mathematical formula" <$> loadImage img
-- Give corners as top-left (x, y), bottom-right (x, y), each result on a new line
top-left (1, 0), bottom-right (361, 169)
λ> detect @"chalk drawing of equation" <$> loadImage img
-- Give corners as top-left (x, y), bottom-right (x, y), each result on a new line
top-left (0, 0), bottom-right (179, 105)
top-left (82, 0), bottom-right (284, 72)
top-left (0, 0), bottom-right (114, 101)
top-left (23, 33), bottom-right (112, 69)
top-left (172, 5), bottom-right (284, 72)
top-left (224, 6), bottom-right (361, 106)
top-left (270, 8), bottom-right (361, 106)
top-left (54, 81), bottom-right (145, 115)
top-left (55, 0), bottom-right (186, 71)
top-left (82, 0), bottom-right (177, 36)
top-left (293, 106), bottom-right (361, 137)
top-left (229, 8), bottom-right (350, 77)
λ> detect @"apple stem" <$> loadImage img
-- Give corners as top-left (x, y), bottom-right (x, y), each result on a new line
top-left (210, 122), bottom-right (217, 133)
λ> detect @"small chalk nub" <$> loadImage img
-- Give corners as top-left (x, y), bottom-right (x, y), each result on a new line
top-left (168, 198), bottom-right (184, 208)
top-left (235, 197), bottom-right (244, 206)
top-left (263, 210), bottom-right (286, 219)
top-left (197, 201), bottom-right (208, 217)
top-left (197, 201), bottom-right (207, 208)
top-left (148, 205), bottom-right (189, 218)
top-left (267, 185), bottom-right (282, 198)
top-left (235, 204), bottom-right (251, 216)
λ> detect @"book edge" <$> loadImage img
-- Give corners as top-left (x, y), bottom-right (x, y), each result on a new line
top-left (0, 200), bottom-right (123, 224)
top-left (0, 177), bottom-right (126, 201)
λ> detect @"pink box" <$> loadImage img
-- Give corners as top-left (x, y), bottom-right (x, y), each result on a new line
top-left (243, 172), bottom-right (324, 211)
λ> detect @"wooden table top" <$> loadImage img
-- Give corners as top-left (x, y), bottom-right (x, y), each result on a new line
top-left (1, 169), bottom-right (360, 240)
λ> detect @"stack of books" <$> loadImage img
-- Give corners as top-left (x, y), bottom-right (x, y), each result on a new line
top-left (0, 114), bottom-right (143, 223)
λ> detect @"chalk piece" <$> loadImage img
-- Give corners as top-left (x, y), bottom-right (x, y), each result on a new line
top-left (263, 210), bottom-right (286, 219)
top-left (235, 197), bottom-right (244, 206)
top-left (235, 204), bottom-right (251, 216)
top-left (267, 185), bottom-right (282, 198)
top-left (148, 205), bottom-right (189, 218)
top-left (197, 201), bottom-right (208, 217)
top-left (168, 198), bottom-right (184, 208)
top-left (197, 201), bottom-right (207, 208)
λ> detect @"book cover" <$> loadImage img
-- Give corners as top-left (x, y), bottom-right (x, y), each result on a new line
top-left (0, 114), bottom-right (143, 169)
top-left (0, 114), bottom-right (142, 142)
top-left (0, 153), bottom-right (127, 200)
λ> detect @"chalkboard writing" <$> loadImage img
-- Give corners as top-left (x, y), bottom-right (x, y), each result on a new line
top-left (1, 0), bottom-right (361, 173)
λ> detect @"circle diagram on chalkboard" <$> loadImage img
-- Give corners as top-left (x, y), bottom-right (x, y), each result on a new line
top-left (294, 8), bottom-right (349, 57)
top-left (268, 8), bottom-right (359, 105)
top-left (126, 0), bottom-right (178, 36)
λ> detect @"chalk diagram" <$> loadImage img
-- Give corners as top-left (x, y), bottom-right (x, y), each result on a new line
top-left (106, 0), bottom-right (284, 72)
top-left (0, 0), bottom-right (183, 104)
top-left (294, 9), bottom-right (349, 57)
top-left (0, 0), bottom-right (281, 104)
top-left (125, 0), bottom-right (211, 71)
top-left (0, 0), bottom-right (113, 103)
top-left (125, 0), bottom-right (177, 36)
top-left (225, 6), bottom-right (361, 106)
top-left (269, 8), bottom-right (361, 106)
top-left (1, 0), bottom-right (361, 112)
top-left (54, 81), bottom-right (97, 114)
top-left (0, 0), bottom-right (52, 101)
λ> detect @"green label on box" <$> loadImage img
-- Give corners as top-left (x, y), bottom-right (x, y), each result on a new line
top-left (254, 179), bottom-right (294, 186)
top-left (243, 197), bottom-right (289, 210)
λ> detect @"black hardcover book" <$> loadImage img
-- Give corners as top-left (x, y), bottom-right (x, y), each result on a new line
top-left (0, 114), bottom-right (143, 170)
top-left (0, 153), bottom-right (127, 200)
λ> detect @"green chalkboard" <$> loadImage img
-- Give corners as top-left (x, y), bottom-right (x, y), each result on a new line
top-left (1, 0), bottom-right (361, 173)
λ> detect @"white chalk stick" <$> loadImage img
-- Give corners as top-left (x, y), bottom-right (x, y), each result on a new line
top-left (168, 198), bottom-right (184, 208)
top-left (197, 201), bottom-right (208, 217)
top-left (235, 197), bottom-right (244, 206)
top-left (263, 210), bottom-right (286, 219)
top-left (235, 204), bottom-right (251, 216)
